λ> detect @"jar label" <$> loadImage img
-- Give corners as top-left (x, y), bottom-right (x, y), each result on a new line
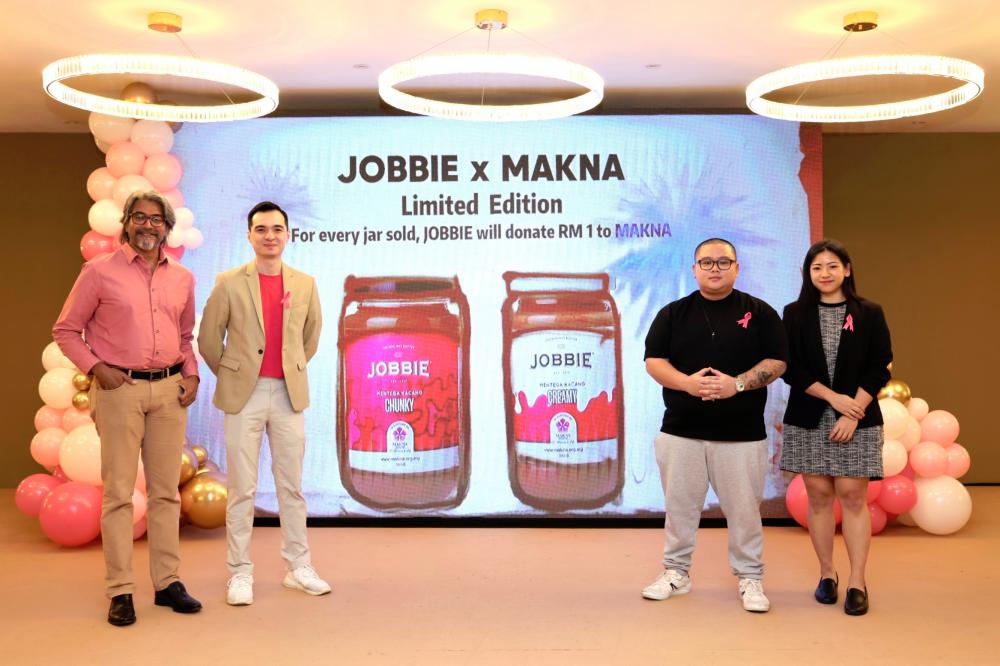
top-left (511, 331), bottom-right (619, 463)
top-left (345, 333), bottom-right (460, 473)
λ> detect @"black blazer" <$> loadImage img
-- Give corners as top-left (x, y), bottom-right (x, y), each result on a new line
top-left (782, 297), bottom-right (892, 429)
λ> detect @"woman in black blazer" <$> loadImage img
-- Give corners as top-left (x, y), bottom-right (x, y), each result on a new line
top-left (780, 239), bottom-right (892, 616)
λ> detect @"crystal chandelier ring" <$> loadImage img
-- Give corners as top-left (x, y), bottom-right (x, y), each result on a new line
top-left (378, 53), bottom-right (604, 122)
top-left (42, 53), bottom-right (280, 123)
top-left (746, 54), bottom-right (985, 123)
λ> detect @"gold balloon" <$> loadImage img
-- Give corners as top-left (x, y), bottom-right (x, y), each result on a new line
top-left (72, 373), bottom-right (92, 391)
top-left (196, 460), bottom-right (221, 476)
top-left (178, 446), bottom-right (199, 486)
top-left (180, 472), bottom-right (228, 529)
top-left (191, 444), bottom-right (209, 468)
top-left (71, 391), bottom-right (91, 410)
top-left (878, 378), bottom-right (912, 403)
top-left (121, 82), bottom-right (157, 105)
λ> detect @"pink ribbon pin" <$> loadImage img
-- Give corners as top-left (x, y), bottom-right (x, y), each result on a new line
top-left (280, 291), bottom-right (292, 310)
top-left (843, 314), bottom-right (854, 332)
top-left (737, 312), bottom-right (752, 328)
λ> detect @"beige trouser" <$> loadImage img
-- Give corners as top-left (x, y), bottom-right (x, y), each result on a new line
top-left (92, 375), bottom-right (187, 598)
top-left (225, 377), bottom-right (310, 576)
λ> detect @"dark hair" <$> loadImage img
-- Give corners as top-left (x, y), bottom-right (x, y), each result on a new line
top-left (694, 237), bottom-right (737, 261)
top-left (119, 190), bottom-right (175, 246)
top-left (796, 238), bottom-right (859, 305)
top-left (247, 201), bottom-right (288, 229)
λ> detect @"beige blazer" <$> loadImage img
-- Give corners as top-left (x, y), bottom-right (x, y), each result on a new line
top-left (198, 261), bottom-right (321, 414)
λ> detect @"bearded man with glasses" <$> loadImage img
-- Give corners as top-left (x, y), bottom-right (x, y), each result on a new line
top-left (53, 191), bottom-right (203, 626)
top-left (640, 238), bottom-right (788, 612)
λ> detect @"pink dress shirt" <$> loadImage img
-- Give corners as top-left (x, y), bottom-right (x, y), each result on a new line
top-left (52, 244), bottom-right (199, 377)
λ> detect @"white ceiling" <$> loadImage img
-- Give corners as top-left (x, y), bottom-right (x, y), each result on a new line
top-left (4, 0), bottom-right (999, 133)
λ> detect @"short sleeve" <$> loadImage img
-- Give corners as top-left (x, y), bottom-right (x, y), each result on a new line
top-left (644, 305), bottom-right (672, 361)
top-left (757, 301), bottom-right (788, 362)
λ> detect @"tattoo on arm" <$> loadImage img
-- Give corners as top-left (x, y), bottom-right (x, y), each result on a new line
top-left (740, 359), bottom-right (787, 391)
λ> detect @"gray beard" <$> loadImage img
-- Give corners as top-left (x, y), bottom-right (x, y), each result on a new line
top-left (134, 233), bottom-right (159, 251)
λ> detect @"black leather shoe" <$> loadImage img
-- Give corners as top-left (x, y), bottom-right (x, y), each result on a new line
top-left (814, 576), bottom-right (838, 604)
top-left (108, 594), bottom-right (136, 626)
top-left (154, 581), bottom-right (202, 614)
top-left (844, 587), bottom-right (869, 616)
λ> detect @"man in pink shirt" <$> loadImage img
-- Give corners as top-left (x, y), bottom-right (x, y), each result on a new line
top-left (53, 191), bottom-right (202, 626)
top-left (199, 201), bottom-right (327, 606)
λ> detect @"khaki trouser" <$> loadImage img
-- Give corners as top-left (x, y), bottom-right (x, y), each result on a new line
top-left (225, 377), bottom-right (310, 576)
top-left (92, 375), bottom-right (187, 598)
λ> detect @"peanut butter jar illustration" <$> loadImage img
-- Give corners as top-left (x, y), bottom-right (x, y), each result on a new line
top-left (337, 276), bottom-right (471, 511)
top-left (502, 272), bottom-right (625, 511)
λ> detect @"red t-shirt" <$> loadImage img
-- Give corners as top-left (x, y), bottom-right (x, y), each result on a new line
top-left (258, 273), bottom-right (285, 378)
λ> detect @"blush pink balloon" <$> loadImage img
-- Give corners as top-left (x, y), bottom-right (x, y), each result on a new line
top-left (112, 173), bottom-right (153, 208)
top-left (785, 474), bottom-right (842, 528)
top-left (80, 230), bottom-right (117, 261)
top-left (945, 443), bottom-right (971, 479)
top-left (105, 141), bottom-right (146, 177)
top-left (142, 153), bottom-right (182, 191)
top-left (907, 397), bottom-right (930, 421)
top-left (62, 407), bottom-right (94, 432)
top-left (15, 474), bottom-right (62, 517)
top-left (133, 516), bottom-right (147, 540)
top-left (164, 245), bottom-right (185, 261)
top-left (38, 482), bottom-right (103, 547)
top-left (161, 188), bottom-right (185, 210)
top-left (31, 427), bottom-right (67, 468)
top-left (134, 459), bottom-right (146, 493)
top-left (129, 119), bottom-right (174, 155)
top-left (86, 167), bottom-right (117, 202)
top-left (132, 488), bottom-right (148, 525)
top-left (34, 405), bottom-right (66, 431)
top-left (921, 410), bottom-right (960, 446)
top-left (865, 480), bottom-right (883, 504)
top-left (909, 441), bottom-right (948, 478)
top-left (869, 502), bottom-right (888, 535)
top-left (876, 474), bottom-right (917, 514)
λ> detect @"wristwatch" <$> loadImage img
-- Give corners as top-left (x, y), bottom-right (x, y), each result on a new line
top-left (734, 377), bottom-right (745, 393)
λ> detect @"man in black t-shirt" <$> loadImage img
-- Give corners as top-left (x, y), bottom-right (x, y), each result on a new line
top-left (640, 238), bottom-right (788, 613)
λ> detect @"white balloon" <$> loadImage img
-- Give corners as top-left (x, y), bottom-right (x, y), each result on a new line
top-left (59, 423), bottom-right (103, 486)
top-left (88, 199), bottom-right (124, 237)
top-left (174, 206), bottom-right (195, 229)
top-left (899, 416), bottom-right (923, 451)
top-left (88, 112), bottom-right (135, 144)
top-left (882, 439), bottom-right (908, 477)
top-left (38, 367), bottom-right (78, 409)
top-left (166, 226), bottom-right (186, 248)
top-left (129, 120), bottom-right (174, 156)
top-left (910, 476), bottom-right (973, 535)
top-left (879, 398), bottom-right (909, 441)
top-left (42, 341), bottom-right (77, 371)
top-left (907, 397), bottom-right (930, 421)
top-left (182, 227), bottom-right (204, 250)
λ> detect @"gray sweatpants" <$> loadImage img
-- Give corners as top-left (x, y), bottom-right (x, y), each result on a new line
top-left (654, 432), bottom-right (768, 580)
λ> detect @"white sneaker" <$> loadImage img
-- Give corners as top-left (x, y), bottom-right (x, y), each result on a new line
top-left (641, 569), bottom-right (691, 600)
top-left (739, 578), bottom-right (770, 612)
top-left (283, 564), bottom-right (331, 596)
top-left (226, 573), bottom-right (254, 606)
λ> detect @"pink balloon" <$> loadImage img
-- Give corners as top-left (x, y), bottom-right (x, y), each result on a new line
top-left (130, 120), bottom-right (174, 156)
top-left (899, 463), bottom-right (916, 479)
top-left (112, 174), bottom-right (153, 209)
top-left (921, 410), bottom-right (960, 446)
top-left (62, 407), bottom-right (94, 432)
top-left (38, 482), bottom-right (103, 547)
top-left (31, 427), bottom-right (67, 468)
top-left (34, 405), bottom-right (66, 431)
top-left (142, 153), bottom-right (182, 191)
top-left (134, 459), bottom-right (146, 493)
top-left (869, 502), bottom-right (888, 535)
top-left (876, 474), bottom-right (918, 514)
top-left (105, 141), bottom-right (146, 178)
top-left (866, 480), bottom-right (883, 504)
top-left (86, 167), bottom-right (117, 202)
top-left (910, 441), bottom-right (948, 478)
top-left (785, 474), bottom-right (842, 528)
top-left (80, 230), bottom-right (117, 261)
top-left (161, 188), bottom-right (185, 210)
top-left (945, 443), bottom-right (971, 479)
top-left (15, 474), bottom-right (62, 517)
top-left (133, 516), bottom-right (147, 541)
top-left (132, 488), bottom-right (148, 525)
top-left (164, 245), bottom-right (185, 261)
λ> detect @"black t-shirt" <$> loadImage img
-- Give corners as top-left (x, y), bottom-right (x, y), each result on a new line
top-left (644, 289), bottom-right (788, 441)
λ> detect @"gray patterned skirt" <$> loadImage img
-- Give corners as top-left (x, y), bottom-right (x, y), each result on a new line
top-left (781, 407), bottom-right (884, 479)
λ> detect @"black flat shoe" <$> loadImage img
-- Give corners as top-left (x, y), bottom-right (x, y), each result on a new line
top-left (814, 576), bottom-right (838, 604)
top-left (844, 587), bottom-right (869, 616)
top-left (154, 581), bottom-right (202, 614)
top-left (108, 594), bottom-right (136, 626)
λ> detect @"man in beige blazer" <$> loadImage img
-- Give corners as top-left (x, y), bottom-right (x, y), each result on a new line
top-left (198, 201), bottom-right (329, 606)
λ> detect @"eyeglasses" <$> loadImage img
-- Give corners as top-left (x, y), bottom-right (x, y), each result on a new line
top-left (129, 211), bottom-right (165, 227)
top-left (696, 257), bottom-right (734, 271)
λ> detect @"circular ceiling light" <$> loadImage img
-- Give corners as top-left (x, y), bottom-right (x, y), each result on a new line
top-left (746, 11), bottom-right (985, 123)
top-left (378, 9), bottom-right (604, 122)
top-left (41, 13), bottom-right (279, 123)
